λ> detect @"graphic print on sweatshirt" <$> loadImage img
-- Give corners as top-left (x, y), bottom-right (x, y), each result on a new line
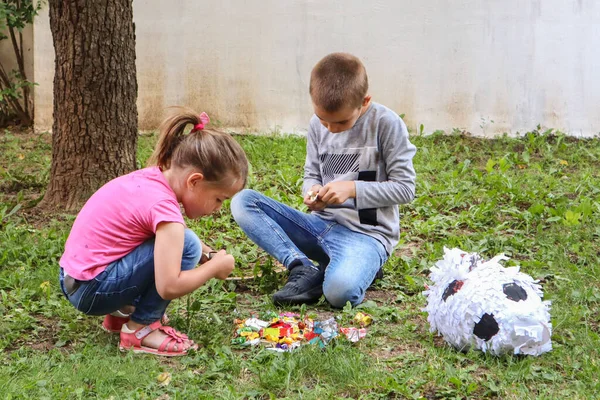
top-left (319, 146), bottom-right (379, 226)
top-left (320, 153), bottom-right (360, 181)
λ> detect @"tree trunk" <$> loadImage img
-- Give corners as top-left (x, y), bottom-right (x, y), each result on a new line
top-left (40, 0), bottom-right (138, 212)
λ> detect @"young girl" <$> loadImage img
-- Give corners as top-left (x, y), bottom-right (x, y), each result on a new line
top-left (59, 107), bottom-right (248, 356)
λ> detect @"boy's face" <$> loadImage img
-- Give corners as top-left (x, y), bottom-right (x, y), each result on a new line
top-left (313, 95), bottom-right (371, 133)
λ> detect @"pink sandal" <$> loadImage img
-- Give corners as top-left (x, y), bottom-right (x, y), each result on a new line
top-left (119, 321), bottom-right (197, 357)
top-left (102, 313), bottom-right (170, 333)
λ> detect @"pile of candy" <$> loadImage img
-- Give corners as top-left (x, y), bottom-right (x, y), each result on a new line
top-left (232, 311), bottom-right (373, 352)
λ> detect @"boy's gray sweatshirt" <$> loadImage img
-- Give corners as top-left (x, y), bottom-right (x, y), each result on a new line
top-left (302, 102), bottom-right (417, 255)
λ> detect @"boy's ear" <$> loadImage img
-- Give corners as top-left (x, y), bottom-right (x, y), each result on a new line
top-left (362, 95), bottom-right (372, 107)
top-left (187, 172), bottom-right (205, 188)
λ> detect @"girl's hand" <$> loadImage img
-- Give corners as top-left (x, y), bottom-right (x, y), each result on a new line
top-left (206, 249), bottom-right (235, 280)
top-left (200, 250), bottom-right (217, 264)
top-left (154, 223), bottom-right (234, 299)
top-left (200, 242), bottom-right (216, 264)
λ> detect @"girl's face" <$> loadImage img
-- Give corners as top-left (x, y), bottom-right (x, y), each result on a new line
top-left (181, 173), bottom-right (242, 219)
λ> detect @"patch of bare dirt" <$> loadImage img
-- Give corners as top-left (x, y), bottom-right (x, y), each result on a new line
top-left (364, 289), bottom-right (397, 304)
top-left (21, 207), bottom-right (74, 229)
top-left (6, 314), bottom-right (74, 353)
top-left (394, 240), bottom-right (422, 258)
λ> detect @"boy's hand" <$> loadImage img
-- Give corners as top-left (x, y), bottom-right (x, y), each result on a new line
top-left (304, 185), bottom-right (327, 211)
top-left (318, 181), bottom-right (356, 205)
top-left (206, 250), bottom-right (235, 280)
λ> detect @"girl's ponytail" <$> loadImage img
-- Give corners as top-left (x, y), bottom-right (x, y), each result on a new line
top-left (147, 108), bottom-right (200, 169)
top-left (147, 107), bottom-right (248, 187)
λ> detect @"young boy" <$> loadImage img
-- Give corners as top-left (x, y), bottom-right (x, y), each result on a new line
top-left (231, 52), bottom-right (416, 308)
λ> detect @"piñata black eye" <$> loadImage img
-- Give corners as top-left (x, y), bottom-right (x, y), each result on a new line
top-left (473, 313), bottom-right (499, 341)
top-left (503, 283), bottom-right (528, 302)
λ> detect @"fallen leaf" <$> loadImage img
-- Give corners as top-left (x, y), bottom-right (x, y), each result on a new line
top-left (157, 372), bottom-right (171, 386)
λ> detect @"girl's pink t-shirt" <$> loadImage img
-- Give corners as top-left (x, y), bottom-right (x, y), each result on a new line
top-left (60, 166), bottom-right (185, 280)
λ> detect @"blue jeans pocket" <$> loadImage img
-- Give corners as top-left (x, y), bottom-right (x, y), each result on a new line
top-left (82, 286), bottom-right (140, 316)
top-left (68, 280), bottom-right (98, 314)
top-left (67, 273), bottom-right (139, 316)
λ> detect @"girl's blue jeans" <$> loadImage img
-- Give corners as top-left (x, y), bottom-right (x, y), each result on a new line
top-left (231, 189), bottom-right (388, 307)
top-left (59, 228), bottom-right (202, 325)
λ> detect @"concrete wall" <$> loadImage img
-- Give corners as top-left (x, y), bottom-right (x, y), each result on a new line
top-left (32, 4), bottom-right (52, 130)
top-left (32, 1), bottom-right (600, 136)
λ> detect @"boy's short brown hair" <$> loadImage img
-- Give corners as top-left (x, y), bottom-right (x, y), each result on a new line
top-left (309, 52), bottom-right (369, 112)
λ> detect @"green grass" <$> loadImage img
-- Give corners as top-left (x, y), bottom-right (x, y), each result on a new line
top-left (1, 128), bottom-right (599, 399)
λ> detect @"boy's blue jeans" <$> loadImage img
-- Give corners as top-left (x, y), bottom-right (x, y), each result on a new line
top-left (231, 189), bottom-right (388, 307)
top-left (59, 229), bottom-right (202, 325)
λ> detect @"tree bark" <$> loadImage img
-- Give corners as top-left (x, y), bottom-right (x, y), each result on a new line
top-left (40, 0), bottom-right (138, 211)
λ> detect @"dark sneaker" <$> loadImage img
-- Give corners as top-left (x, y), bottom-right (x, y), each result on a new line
top-left (369, 267), bottom-right (384, 288)
top-left (272, 265), bottom-right (324, 305)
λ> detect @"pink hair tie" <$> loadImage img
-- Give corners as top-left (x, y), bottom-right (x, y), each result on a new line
top-left (191, 112), bottom-right (210, 132)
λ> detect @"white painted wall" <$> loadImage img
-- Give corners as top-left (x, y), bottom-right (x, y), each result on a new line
top-left (33, 1), bottom-right (600, 136)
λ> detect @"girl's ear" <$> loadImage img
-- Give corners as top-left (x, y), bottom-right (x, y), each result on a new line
top-left (186, 171), bottom-right (205, 188)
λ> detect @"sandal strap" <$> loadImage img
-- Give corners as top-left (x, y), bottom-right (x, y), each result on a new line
top-left (134, 320), bottom-right (162, 340)
top-left (159, 326), bottom-right (189, 340)
top-left (157, 327), bottom-right (187, 353)
top-left (159, 337), bottom-right (180, 353)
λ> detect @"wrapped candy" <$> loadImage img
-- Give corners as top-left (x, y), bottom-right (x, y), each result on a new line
top-left (353, 312), bottom-right (373, 327)
top-left (423, 247), bottom-right (552, 356)
top-left (232, 312), bottom-right (369, 351)
top-left (245, 318), bottom-right (270, 331)
top-left (311, 318), bottom-right (338, 346)
top-left (340, 327), bottom-right (367, 342)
